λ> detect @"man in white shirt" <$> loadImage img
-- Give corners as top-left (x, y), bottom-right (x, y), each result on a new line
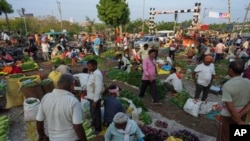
top-left (86, 59), bottom-right (104, 134)
top-left (73, 68), bottom-right (89, 91)
top-left (138, 44), bottom-right (149, 63)
top-left (41, 41), bottom-right (50, 61)
top-left (163, 67), bottom-right (183, 95)
top-left (215, 39), bottom-right (225, 63)
top-left (193, 55), bottom-right (216, 103)
top-left (36, 73), bottom-right (87, 141)
top-left (117, 54), bottom-right (131, 73)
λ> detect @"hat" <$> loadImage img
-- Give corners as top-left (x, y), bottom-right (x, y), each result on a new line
top-left (191, 44), bottom-right (195, 48)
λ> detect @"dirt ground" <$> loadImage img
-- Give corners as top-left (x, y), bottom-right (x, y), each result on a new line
top-left (0, 49), bottom-right (220, 141)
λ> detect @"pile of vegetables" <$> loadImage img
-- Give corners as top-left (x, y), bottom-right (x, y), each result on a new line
top-left (107, 69), bottom-right (166, 100)
top-left (120, 90), bottom-right (152, 125)
top-left (0, 79), bottom-right (7, 91)
top-left (82, 120), bottom-right (96, 140)
top-left (154, 120), bottom-right (168, 128)
top-left (40, 79), bottom-right (52, 86)
top-left (20, 77), bottom-right (39, 87)
top-left (100, 48), bottom-right (116, 59)
top-left (9, 73), bottom-right (24, 78)
top-left (83, 55), bottom-right (103, 63)
top-left (170, 91), bottom-right (190, 109)
top-left (26, 99), bottom-right (38, 104)
top-left (120, 90), bottom-right (147, 111)
top-left (171, 129), bottom-right (200, 141)
top-left (0, 115), bottom-right (11, 140)
top-left (140, 125), bottom-right (169, 140)
top-left (139, 111), bottom-right (152, 125)
top-left (19, 61), bottom-right (38, 72)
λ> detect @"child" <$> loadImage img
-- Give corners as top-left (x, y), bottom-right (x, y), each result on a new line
top-left (10, 60), bottom-right (22, 74)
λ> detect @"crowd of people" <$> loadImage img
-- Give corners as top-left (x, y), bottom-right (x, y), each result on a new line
top-left (2, 28), bottom-right (250, 141)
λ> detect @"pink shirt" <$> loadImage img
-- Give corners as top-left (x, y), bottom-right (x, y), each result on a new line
top-left (142, 57), bottom-right (157, 80)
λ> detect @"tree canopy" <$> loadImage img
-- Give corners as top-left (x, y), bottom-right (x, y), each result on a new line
top-left (96, 0), bottom-right (130, 27)
top-left (0, 0), bottom-right (14, 31)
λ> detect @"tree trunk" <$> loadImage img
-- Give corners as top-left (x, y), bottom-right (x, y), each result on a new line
top-left (4, 12), bottom-right (10, 31)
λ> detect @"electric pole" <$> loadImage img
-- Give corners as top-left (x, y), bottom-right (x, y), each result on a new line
top-left (142, 0), bottom-right (145, 33)
top-left (228, 0), bottom-right (231, 23)
top-left (57, 0), bottom-right (63, 31)
top-left (17, 8), bottom-right (28, 35)
top-left (242, 4), bottom-right (250, 33)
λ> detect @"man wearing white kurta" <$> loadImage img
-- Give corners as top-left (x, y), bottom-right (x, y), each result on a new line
top-left (86, 59), bottom-right (104, 134)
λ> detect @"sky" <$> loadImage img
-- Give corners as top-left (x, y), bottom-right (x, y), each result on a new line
top-left (5, 0), bottom-right (250, 24)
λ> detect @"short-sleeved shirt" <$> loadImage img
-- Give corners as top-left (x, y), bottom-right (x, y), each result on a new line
top-left (194, 63), bottom-right (215, 87)
top-left (221, 76), bottom-right (250, 116)
top-left (104, 96), bottom-right (125, 124)
top-left (36, 89), bottom-right (83, 141)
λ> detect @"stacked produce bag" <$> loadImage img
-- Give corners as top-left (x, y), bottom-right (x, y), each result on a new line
top-left (0, 115), bottom-right (11, 140)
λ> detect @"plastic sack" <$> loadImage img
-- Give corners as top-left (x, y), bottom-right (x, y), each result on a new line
top-left (81, 98), bottom-right (91, 119)
top-left (5, 73), bottom-right (25, 109)
top-left (161, 65), bottom-right (171, 71)
top-left (199, 102), bottom-right (214, 114)
top-left (24, 97), bottom-right (40, 121)
top-left (48, 71), bottom-right (61, 88)
top-left (183, 98), bottom-right (201, 117)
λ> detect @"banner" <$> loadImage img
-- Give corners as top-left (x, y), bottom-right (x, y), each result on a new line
top-left (208, 11), bottom-right (230, 19)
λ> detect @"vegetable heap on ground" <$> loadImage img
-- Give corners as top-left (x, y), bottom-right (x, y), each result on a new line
top-left (170, 91), bottom-right (190, 109)
top-left (106, 68), bottom-right (165, 99)
top-left (119, 90), bottom-right (152, 125)
top-left (19, 61), bottom-right (38, 72)
top-left (0, 115), bottom-right (11, 141)
top-left (171, 129), bottom-right (200, 141)
top-left (82, 119), bottom-right (96, 141)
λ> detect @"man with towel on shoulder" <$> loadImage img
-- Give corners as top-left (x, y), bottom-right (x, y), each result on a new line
top-left (192, 55), bottom-right (216, 103)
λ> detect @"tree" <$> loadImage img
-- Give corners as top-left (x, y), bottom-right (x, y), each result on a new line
top-left (96, 0), bottom-right (130, 28)
top-left (0, 0), bottom-right (14, 31)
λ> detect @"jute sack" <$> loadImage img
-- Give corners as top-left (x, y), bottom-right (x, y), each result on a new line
top-left (41, 79), bottom-right (55, 95)
top-left (18, 75), bottom-right (43, 100)
top-left (5, 73), bottom-right (25, 109)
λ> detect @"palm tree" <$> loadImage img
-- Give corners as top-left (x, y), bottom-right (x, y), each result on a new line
top-left (0, 0), bottom-right (14, 31)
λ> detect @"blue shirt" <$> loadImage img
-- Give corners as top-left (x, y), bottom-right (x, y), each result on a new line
top-left (93, 37), bottom-right (101, 46)
top-left (104, 96), bottom-right (125, 124)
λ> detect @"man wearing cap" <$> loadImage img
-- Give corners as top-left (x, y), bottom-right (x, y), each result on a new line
top-left (192, 55), bottom-right (216, 103)
top-left (105, 112), bottom-right (145, 141)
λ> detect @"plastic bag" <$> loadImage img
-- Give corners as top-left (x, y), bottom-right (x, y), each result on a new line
top-left (81, 98), bottom-right (91, 119)
top-left (183, 98), bottom-right (201, 117)
top-left (199, 102), bottom-right (213, 114)
top-left (24, 97), bottom-right (40, 121)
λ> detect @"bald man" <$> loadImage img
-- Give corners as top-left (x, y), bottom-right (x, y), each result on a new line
top-left (192, 55), bottom-right (216, 103)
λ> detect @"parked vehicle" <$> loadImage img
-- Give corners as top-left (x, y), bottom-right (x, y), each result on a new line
top-left (156, 30), bottom-right (175, 44)
top-left (134, 36), bottom-right (158, 49)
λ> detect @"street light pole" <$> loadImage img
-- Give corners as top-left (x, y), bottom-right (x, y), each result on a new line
top-left (57, 0), bottom-right (63, 31)
top-left (17, 8), bottom-right (28, 35)
top-left (142, 0), bottom-right (145, 33)
top-left (202, 7), bottom-right (212, 24)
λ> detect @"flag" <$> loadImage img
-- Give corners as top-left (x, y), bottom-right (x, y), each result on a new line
top-left (208, 11), bottom-right (230, 19)
top-left (219, 13), bottom-right (230, 19)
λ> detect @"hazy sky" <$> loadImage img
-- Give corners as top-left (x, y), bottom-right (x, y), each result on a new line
top-left (6, 0), bottom-right (249, 24)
